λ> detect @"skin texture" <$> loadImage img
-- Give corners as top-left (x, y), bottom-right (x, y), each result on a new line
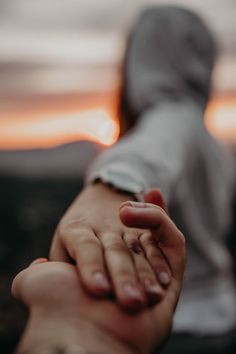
top-left (13, 198), bottom-right (185, 354)
top-left (50, 185), bottom-right (174, 310)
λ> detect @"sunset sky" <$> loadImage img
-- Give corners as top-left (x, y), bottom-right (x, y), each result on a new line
top-left (0, 0), bottom-right (235, 149)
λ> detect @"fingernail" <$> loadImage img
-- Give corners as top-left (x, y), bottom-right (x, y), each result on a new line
top-left (144, 279), bottom-right (163, 295)
top-left (144, 279), bottom-right (163, 306)
top-left (123, 283), bottom-right (144, 301)
top-left (93, 272), bottom-right (110, 290)
top-left (119, 201), bottom-right (133, 210)
top-left (120, 201), bottom-right (146, 209)
top-left (157, 271), bottom-right (170, 286)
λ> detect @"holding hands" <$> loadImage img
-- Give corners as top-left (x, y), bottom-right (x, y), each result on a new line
top-left (50, 185), bottom-right (185, 310)
top-left (12, 188), bottom-right (185, 354)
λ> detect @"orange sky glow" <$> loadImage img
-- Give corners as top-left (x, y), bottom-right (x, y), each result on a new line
top-left (205, 96), bottom-right (236, 143)
top-left (0, 95), bottom-right (235, 150)
top-left (0, 108), bottom-right (119, 149)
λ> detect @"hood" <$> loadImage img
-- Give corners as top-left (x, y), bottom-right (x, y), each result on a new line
top-left (120, 5), bottom-right (217, 129)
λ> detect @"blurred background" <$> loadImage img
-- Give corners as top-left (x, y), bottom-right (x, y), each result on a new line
top-left (0, 0), bottom-right (235, 353)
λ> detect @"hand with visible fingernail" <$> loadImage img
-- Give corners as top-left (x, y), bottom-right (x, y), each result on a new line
top-left (119, 188), bottom-right (185, 300)
top-left (50, 183), bottom-right (184, 312)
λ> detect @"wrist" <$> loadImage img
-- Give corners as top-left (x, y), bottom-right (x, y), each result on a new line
top-left (93, 180), bottom-right (137, 199)
top-left (80, 182), bottom-right (136, 204)
top-left (16, 310), bottom-right (137, 354)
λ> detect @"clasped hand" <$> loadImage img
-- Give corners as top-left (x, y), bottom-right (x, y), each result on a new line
top-left (50, 184), bottom-right (185, 310)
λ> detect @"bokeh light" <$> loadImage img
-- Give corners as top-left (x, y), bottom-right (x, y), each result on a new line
top-left (205, 97), bottom-right (236, 143)
top-left (0, 108), bottom-right (119, 150)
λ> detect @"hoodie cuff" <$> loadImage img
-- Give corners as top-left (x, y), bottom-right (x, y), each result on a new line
top-left (86, 165), bottom-right (146, 201)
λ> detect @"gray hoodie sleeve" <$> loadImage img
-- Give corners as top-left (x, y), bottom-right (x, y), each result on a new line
top-left (86, 98), bottom-right (233, 203)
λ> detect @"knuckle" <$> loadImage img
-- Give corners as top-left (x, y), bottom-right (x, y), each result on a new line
top-left (99, 231), bottom-right (122, 243)
top-left (101, 232), bottom-right (125, 249)
top-left (55, 218), bottom-right (73, 238)
top-left (66, 233), bottom-right (101, 259)
top-left (59, 223), bottom-right (98, 245)
top-left (124, 233), bottom-right (143, 254)
top-left (100, 224), bottom-right (122, 235)
top-left (105, 241), bottom-right (127, 253)
top-left (57, 218), bottom-right (92, 240)
top-left (127, 240), bottom-right (143, 255)
top-left (140, 232), bottom-right (158, 248)
top-left (72, 236), bottom-right (99, 250)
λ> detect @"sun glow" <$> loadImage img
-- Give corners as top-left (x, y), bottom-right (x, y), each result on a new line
top-left (205, 97), bottom-right (236, 142)
top-left (0, 108), bottom-right (119, 150)
top-left (0, 96), bottom-right (235, 151)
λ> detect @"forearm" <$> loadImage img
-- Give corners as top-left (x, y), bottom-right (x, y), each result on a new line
top-left (16, 308), bottom-right (137, 354)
